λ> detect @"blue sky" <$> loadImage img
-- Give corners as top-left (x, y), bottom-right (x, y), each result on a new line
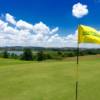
top-left (0, 0), bottom-right (100, 34)
top-left (0, 0), bottom-right (100, 47)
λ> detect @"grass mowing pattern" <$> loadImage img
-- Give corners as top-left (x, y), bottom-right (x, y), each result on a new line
top-left (0, 55), bottom-right (100, 100)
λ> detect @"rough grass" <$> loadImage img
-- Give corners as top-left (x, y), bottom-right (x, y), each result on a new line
top-left (0, 55), bottom-right (100, 100)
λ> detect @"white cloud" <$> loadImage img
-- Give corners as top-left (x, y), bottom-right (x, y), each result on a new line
top-left (16, 20), bottom-right (33, 30)
top-left (50, 27), bottom-right (59, 34)
top-left (72, 2), bottom-right (88, 18)
top-left (5, 13), bottom-right (16, 25)
top-left (0, 14), bottom-right (61, 47)
top-left (0, 13), bottom-right (100, 48)
top-left (0, 20), bottom-right (8, 30)
top-left (33, 22), bottom-right (50, 34)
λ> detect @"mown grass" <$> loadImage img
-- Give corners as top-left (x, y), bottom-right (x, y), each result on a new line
top-left (0, 55), bottom-right (100, 100)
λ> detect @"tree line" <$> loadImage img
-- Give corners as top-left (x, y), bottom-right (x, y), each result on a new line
top-left (0, 48), bottom-right (100, 61)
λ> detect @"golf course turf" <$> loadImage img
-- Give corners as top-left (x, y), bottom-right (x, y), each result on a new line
top-left (0, 55), bottom-right (100, 100)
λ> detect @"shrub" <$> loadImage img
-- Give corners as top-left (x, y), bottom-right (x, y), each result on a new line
top-left (10, 53), bottom-right (18, 59)
top-left (67, 52), bottom-right (76, 57)
top-left (21, 48), bottom-right (33, 61)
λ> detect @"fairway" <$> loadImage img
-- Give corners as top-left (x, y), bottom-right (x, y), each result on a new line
top-left (0, 55), bottom-right (100, 100)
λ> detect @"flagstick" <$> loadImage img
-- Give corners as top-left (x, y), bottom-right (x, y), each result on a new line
top-left (76, 43), bottom-right (79, 100)
top-left (75, 27), bottom-right (80, 100)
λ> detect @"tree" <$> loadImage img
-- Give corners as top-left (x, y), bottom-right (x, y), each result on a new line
top-left (3, 50), bottom-right (9, 58)
top-left (36, 51), bottom-right (45, 61)
top-left (67, 52), bottom-right (76, 57)
top-left (21, 48), bottom-right (33, 61)
top-left (10, 53), bottom-right (18, 59)
top-left (57, 51), bottom-right (63, 55)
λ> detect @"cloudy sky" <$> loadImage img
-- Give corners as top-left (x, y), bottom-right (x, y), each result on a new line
top-left (0, 0), bottom-right (100, 47)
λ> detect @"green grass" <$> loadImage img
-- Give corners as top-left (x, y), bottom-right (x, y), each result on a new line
top-left (0, 55), bottom-right (100, 100)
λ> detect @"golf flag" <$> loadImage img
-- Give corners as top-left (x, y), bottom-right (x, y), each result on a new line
top-left (78, 25), bottom-right (100, 44)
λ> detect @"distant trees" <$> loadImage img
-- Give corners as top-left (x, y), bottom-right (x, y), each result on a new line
top-left (3, 50), bottom-right (9, 58)
top-left (36, 51), bottom-right (45, 61)
top-left (0, 48), bottom-right (100, 61)
top-left (10, 53), bottom-right (18, 59)
top-left (21, 48), bottom-right (33, 61)
top-left (21, 50), bottom-right (51, 61)
top-left (57, 51), bottom-right (63, 55)
top-left (67, 52), bottom-right (76, 57)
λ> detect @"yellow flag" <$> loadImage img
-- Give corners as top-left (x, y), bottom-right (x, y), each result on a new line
top-left (78, 25), bottom-right (100, 44)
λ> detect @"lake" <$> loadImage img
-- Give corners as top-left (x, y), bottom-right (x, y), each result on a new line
top-left (0, 51), bottom-right (23, 56)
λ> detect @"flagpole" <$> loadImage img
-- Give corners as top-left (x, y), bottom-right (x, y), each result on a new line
top-left (76, 43), bottom-right (79, 100)
top-left (75, 25), bottom-right (80, 100)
